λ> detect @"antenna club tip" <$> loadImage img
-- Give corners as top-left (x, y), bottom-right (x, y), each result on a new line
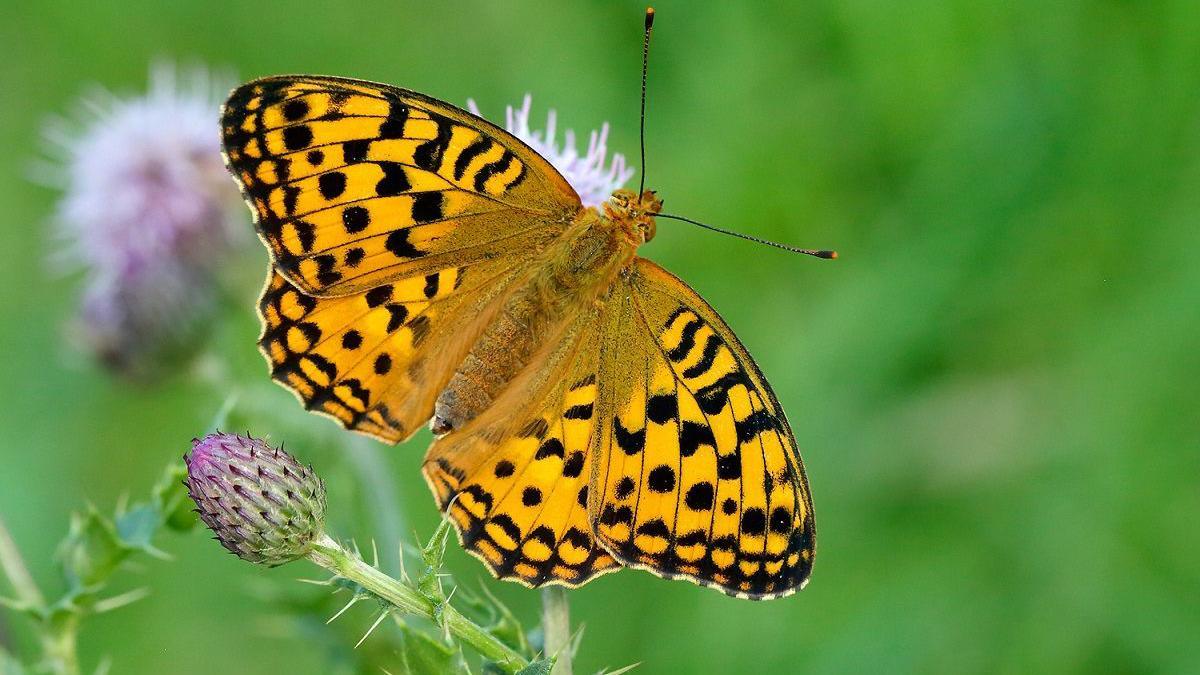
top-left (821, 250), bottom-right (838, 260)
top-left (645, 7), bottom-right (656, 28)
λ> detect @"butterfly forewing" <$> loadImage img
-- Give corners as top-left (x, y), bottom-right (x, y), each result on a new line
top-left (222, 75), bottom-right (580, 296)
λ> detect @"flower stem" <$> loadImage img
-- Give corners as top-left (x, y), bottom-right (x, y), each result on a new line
top-left (541, 586), bottom-right (572, 675)
top-left (307, 534), bottom-right (527, 673)
top-left (0, 514), bottom-right (44, 609)
top-left (40, 615), bottom-right (81, 675)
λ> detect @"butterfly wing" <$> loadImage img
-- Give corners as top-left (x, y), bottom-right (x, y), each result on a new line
top-left (221, 75), bottom-right (580, 296)
top-left (590, 258), bottom-right (815, 599)
top-left (422, 305), bottom-right (620, 588)
top-left (258, 247), bottom-right (539, 442)
top-left (422, 258), bottom-right (814, 597)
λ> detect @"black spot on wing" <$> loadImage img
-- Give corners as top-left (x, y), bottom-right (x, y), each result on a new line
top-left (647, 465), bottom-right (676, 493)
top-left (667, 318), bottom-right (702, 362)
top-left (563, 403), bottom-right (594, 420)
top-left (684, 482), bottom-right (715, 511)
top-left (378, 103), bottom-right (408, 138)
top-left (365, 285), bottom-right (393, 307)
top-left (411, 191), bottom-right (444, 223)
top-left (679, 421), bottom-right (716, 458)
top-left (413, 116), bottom-right (453, 171)
top-left (535, 438), bottom-right (565, 461)
top-left (282, 125), bottom-right (312, 151)
top-left (473, 151), bottom-right (514, 192)
top-left (696, 370), bottom-right (751, 415)
top-left (453, 136), bottom-right (492, 181)
top-left (376, 162), bottom-right (411, 197)
top-left (682, 334), bottom-right (721, 379)
top-left (318, 171), bottom-right (347, 199)
top-left (562, 452), bottom-right (585, 478)
top-left (385, 229), bottom-right (424, 259)
top-left (735, 409), bottom-right (781, 444)
top-left (646, 393), bottom-right (678, 424)
top-left (613, 417), bottom-right (646, 455)
top-left (343, 139), bottom-right (370, 163)
top-left (342, 206), bottom-right (370, 233)
top-left (281, 98), bottom-right (309, 121)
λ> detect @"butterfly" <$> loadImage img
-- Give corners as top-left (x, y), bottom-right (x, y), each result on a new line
top-left (220, 18), bottom-right (820, 600)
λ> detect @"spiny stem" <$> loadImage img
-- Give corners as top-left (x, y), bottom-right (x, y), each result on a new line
top-left (0, 514), bottom-right (44, 609)
top-left (306, 534), bottom-right (527, 673)
top-left (541, 586), bottom-right (572, 675)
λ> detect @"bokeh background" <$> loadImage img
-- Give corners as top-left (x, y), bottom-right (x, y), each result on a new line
top-left (3, 1), bottom-right (1199, 673)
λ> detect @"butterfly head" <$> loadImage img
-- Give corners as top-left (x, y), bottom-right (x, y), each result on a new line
top-left (604, 188), bottom-right (663, 244)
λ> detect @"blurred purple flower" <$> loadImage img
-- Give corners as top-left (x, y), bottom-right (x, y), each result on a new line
top-left (40, 63), bottom-right (241, 376)
top-left (467, 95), bottom-right (633, 208)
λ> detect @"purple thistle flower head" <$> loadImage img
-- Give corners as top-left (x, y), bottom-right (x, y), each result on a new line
top-left (44, 62), bottom-right (240, 273)
top-left (186, 433), bottom-right (326, 567)
top-left (40, 62), bottom-right (242, 376)
top-left (467, 95), bottom-right (634, 208)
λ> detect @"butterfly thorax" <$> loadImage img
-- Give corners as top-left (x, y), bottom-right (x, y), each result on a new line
top-left (430, 198), bottom-right (655, 436)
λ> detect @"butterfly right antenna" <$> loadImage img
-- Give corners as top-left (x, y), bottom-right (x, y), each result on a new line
top-left (638, 7), bottom-right (654, 196)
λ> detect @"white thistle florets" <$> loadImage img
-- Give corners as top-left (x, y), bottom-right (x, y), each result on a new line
top-left (467, 95), bottom-right (633, 208)
top-left (40, 63), bottom-right (242, 375)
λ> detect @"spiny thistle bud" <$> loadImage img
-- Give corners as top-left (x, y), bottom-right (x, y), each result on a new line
top-left (185, 433), bottom-right (326, 566)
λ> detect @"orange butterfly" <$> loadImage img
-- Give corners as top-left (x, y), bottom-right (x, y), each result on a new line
top-left (220, 9), bottom-right (831, 599)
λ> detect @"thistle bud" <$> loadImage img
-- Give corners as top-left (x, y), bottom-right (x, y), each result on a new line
top-left (185, 433), bottom-right (326, 566)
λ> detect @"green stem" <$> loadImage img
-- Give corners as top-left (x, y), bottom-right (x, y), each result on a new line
top-left (541, 586), bottom-right (572, 675)
top-left (307, 534), bottom-right (527, 673)
top-left (40, 614), bottom-right (80, 675)
top-left (0, 514), bottom-right (44, 609)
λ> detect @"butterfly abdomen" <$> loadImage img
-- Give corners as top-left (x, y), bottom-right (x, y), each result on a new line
top-left (431, 216), bottom-right (634, 435)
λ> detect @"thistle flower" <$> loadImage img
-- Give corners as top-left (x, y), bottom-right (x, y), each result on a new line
top-left (468, 95), bottom-right (633, 208)
top-left (40, 63), bottom-right (241, 375)
top-left (75, 260), bottom-right (216, 375)
top-left (185, 433), bottom-right (326, 567)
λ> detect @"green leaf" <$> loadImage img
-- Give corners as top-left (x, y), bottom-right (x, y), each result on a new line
top-left (395, 623), bottom-right (468, 675)
top-left (417, 519), bottom-right (452, 600)
top-left (114, 504), bottom-right (160, 550)
top-left (57, 509), bottom-right (128, 590)
top-left (513, 657), bottom-right (554, 675)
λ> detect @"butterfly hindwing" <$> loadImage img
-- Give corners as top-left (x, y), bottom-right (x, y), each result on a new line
top-left (422, 307), bottom-right (620, 588)
top-left (222, 75), bottom-right (580, 296)
top-left (590, 258), bottom-right (815, 599)
top-left (420, 258), bottom-right (815, 597)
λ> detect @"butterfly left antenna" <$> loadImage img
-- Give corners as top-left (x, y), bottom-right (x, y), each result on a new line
top-left (638, 7), bottom-right (655, 196)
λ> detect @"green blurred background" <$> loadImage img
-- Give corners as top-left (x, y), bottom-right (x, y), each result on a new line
top-left (3, 1), bottom-right (1199, 673)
